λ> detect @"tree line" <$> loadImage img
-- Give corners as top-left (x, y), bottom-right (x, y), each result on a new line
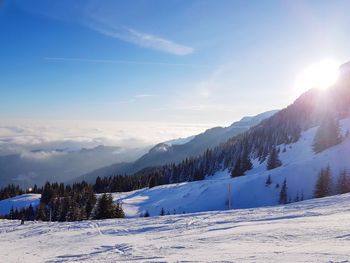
top-left (1, 181), bottom-right (125, 222)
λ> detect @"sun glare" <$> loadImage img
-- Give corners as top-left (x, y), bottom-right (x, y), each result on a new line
top-left (294, 59), bottom-right (340, 94)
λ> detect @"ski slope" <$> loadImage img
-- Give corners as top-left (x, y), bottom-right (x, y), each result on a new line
top-left (112, 117), bottom-right (350, 217)
top-left (1, 193), bottom-right (350, 262)
top-left (0, 194), bottom-right (40, 216)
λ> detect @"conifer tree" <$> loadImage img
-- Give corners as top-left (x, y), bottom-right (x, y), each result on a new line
top-left (313, 116), bottom-right (341, 153)
top-left (336, 169), bottom-right (350, 194)
top-left (314, 166), bottom-right (333, 198)
top-left (36, 204), bottom-right (47, 221)
top-left (25, 204), bottom-right (35, 221)
top-left (160, 207), bottom-right (165, 216)
top-left (241, 151), bottom-right (253, 172)
top-left (94, 193), bottom-right (116, 219)
top-left (231, 152), bottom-right (253, 178)
top-left (148, 176), bottom-right (157, 188)
top-left (279, 179), bottom-right (288, 204)
top-left (267, 147), bottom-right (282, 170)
top-left (294, 192), bottom-right (300, 202)
top-left (9, 207), bottom-right (14, 220)
top-left (231, 159), bottom-right (243, 177)
top-left (115, 203), bottom-right (125, 218)
top-left (265, 175), bottom-right (272, 186)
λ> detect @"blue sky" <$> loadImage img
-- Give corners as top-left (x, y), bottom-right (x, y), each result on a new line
top-left (1, 0), bottom-right (350, 129)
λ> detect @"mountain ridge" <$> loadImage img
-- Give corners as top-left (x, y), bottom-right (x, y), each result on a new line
top-left (75, 110), bottom-right (278, 183)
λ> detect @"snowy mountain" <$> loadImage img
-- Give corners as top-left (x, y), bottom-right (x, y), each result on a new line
top-left (110, 117), bottom-right (350, 217)
top-left (0, 194), bottom-right (40, 216)
top-left (163, 136), bottom-right (195, 146)
top-left (77, 110), bottom-right (277, 183)
top-left (76, 62), bottom-right (350, 216)
top-left (1, 193), bottom-right (350, 262)
top-left (4, 116), bottom-right (349, 218)
top-left (3, 63), bottom-right (350, 220)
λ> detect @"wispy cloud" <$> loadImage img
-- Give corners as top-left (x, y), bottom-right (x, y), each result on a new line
top-left (134, 94), bottom-right (156, 98)
top-left (20, 150), bottom-right (66, 160)
top-left (13, 1), bottom-right (194, 56)
top-left (87, 22), bottom-right (194, 56)
top-left (196, 63), bottom-right (237, 98)
top-left (114, 94), bottom-right (157, 105)
top-left (44, 57), bottom-right (203, 67)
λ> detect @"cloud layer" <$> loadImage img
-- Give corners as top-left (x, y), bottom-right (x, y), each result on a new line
top-left (0, 120), bottom-right (211, 156)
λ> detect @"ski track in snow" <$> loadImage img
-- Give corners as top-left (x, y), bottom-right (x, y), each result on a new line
top-left (1, 193), bottom-right (350, 262)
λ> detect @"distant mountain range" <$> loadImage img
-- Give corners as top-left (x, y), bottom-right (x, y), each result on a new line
top-left (75, 110), bottom-right (278, 183)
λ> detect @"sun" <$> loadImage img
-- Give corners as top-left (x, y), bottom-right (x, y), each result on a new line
top-left (294, 59), bottom-right (340, 94)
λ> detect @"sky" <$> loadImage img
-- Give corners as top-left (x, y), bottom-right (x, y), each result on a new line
top-left (1, 0), bottom-right (350, 151)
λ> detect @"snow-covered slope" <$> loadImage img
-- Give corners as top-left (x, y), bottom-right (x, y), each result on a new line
top-left (112, 117), bottom-right (350, 217)
top-left (0, 194), bottom-right (40, 216)
top-left (1, 193), bottom-right (350, 262)
top-left (1, 117), bottom-right (349, 218)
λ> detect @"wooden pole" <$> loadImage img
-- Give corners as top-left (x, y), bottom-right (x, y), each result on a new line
top-left (227, 184), bottom-right (232, 210)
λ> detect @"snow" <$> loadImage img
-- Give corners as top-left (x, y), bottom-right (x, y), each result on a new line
top-left (163, 135), bottom-right (195, 146)
top-left (1, 117), bottom-right (350, 261)
top-left (1, 193), bottom-right (350, 262)
top-left (0, 194), bottom-right (40, 216)
top-left (1, 118), bottom-right (350, 220)
top-left (111, 117), bottom-right (350, 217)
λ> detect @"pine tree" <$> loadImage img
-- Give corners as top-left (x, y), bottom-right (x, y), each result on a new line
top-left (336, 169), bottom-right (350, 194)
top-left (94, 193), bottom-right (117, 219)
top-left (144, 210), bottom-right (150, 217)
top-left (66, 200), bottom-right (81, 221)
top-left (231, 159), bottom-right (243, 177)
top-left (231, 151), bottom-right (253, 178)
top-left (9, 207), bottom-right (14, 220)
top-left (241, 151), bottom-right (253, 172)
top-left (267, 147), bottom-right (282, 170)
top-left (314, 166), bottom-right (333, 198)
top-left (265, 175), bottom-right (272, 186)
top-left (279, 179), bottom-right (288, 204)
top-left (294, 192), bottom-right (300, 202)
top-left (115, 203), bottom-right (125, 218)
top-left (85, 194), bottom-right (97, 219)
top-left (36, 204), bottom-right (46, 221)
top-left (25, 204), bottom-right (35, 221)
top-left (313, 116), bottom-right (341, 153)
top-left (160, 207), bottom-right (165, 216)
top-left (148, 176), bottom-right (157, 188)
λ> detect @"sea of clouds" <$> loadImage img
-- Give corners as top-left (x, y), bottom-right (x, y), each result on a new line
top-left (0, 119), bottom-right (211, 156)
